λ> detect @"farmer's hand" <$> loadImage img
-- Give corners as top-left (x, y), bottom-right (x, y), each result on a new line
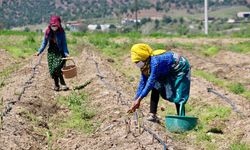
top-left (127, 97), bottom-right (142, 113)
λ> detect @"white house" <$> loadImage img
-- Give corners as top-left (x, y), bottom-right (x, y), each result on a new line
top-left (66, 21), bottom-right (82, 32)
top-left (88, 24), bottom-right (112, 31)
top-left (227, 19), bottom-right (235, 23)
top-left (88, 24), bottom-right (98, 30)
top-left (100, 24), bottom-right (110, 31)
top-left (237, 12), bottom-right (250, 18)
top-left (121, 18), bottom-right (141, 25)
top-left (189, 25), bottom-right (194, 29)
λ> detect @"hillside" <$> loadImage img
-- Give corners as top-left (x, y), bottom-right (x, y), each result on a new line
top-left (0, 0), bottom-right (249, 28)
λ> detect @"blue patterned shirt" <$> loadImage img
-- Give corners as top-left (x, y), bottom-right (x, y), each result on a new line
top-left (135, 52), bottom-right (175, 99)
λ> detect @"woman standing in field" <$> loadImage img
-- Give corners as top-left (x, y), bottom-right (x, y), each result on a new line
top-left (128, 43), bottom-right (191, 122)
top-left (36, 16), bottom-right (69, 91)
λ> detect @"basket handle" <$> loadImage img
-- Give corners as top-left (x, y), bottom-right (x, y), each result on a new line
top-left (62, 57), bottom-right (74, 60)
top-left (62, 57), bottom-right (75, 65)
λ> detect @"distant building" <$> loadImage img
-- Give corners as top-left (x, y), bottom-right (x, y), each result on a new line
top-left (121, 18), bottom-right (141, 25)
top-left (87, 24), bottom-right (113, 31)
top-left (88, 24), bottom-right (98, 31)
top-left (66, 21), bottom-right (82, 32)
top-left (189, 25), bottom-right (194, 29)
top-left (227, 19), bottom-right (235, 23)
top-left (237, 12), bottom-right (250, 18)
top-left (100, 24), bottom-right (111, 31)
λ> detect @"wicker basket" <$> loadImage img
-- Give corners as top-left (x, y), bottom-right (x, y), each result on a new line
top-left (61, 58), bottom-right (77, 79)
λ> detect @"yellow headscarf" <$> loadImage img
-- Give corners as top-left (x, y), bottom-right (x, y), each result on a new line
top-left (131, 43), bottom-right (166, 63)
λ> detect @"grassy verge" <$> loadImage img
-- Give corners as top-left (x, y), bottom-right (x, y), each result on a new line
top-left (85, 32), bottom-right (142, 84)
top-left (55, 91), bottom-right (97, 133)
top-left (226, 42), bottom-right (250, 53)
top-left (167, 42), bottom-right (221, 57)
top-left (201, 46), bottom-right (220, 56)
top-left (192, 105), bottom-right (231, 149)
top-left (86, 33), bottom-right (137, 58)
top-left (169, 42), bottom-right (195, 51)
top-left (173, 40), bottom-right (250, 55)
top-left (0, 30), bottom-right (37, 36)
top-left (0, 31), bottom-right (82, 58)
top-left (1, 31), bottom-right (249, 60)
top-left (0, 64), bottom-right (21, 79)
top-left (1, 35), bottom-right (38, 58)
top-left (230, 143), bottom-right (250, 150)
top-left (193, 69), bottom-right (250, 100)
top-left (17, 91), bottom-right (97, 149)
top-left (158, 97), bottom-right (232, 149)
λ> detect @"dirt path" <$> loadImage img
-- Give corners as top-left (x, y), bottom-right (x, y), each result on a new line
top-left (0, 53), bottom-right (58, 149)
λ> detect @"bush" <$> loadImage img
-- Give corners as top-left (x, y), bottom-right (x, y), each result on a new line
top-left (96, 24), bottom-right (101, 30)
top-left (109, 24), bottom-right (116, 29)
top-left (154, 19), bottom-right (160, 29)
top-left (71, 32), bottom-right (86, 37)
top-left (68, 37), bottom-right (77, 44)
top-left (120, 27), bottom-right (133, 33)
top-left (202, 46), bottom-right (220, 56)
top-left (24, 27), bottom-right (30, 32)
top-left (88, 35), bottom-right (110, 49)
top-left (78, 24), bottom-right (88, 32)
top-left (228, 83), bottom-right (245, 94)
top-left (163, 16), bottom-right (172, 24)
top-left (140, 18), bottom-right (152, 25)
top-left (23, 36), bottom-right (35, 44)
top-left (177, 24), bottom-right (189, 35)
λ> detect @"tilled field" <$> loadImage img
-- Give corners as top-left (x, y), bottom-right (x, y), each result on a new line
top-left (0, 38), bottom-right (250, 150)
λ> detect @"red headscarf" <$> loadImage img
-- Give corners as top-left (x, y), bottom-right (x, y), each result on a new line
top-left (45, 16), bottom-right (64, 39)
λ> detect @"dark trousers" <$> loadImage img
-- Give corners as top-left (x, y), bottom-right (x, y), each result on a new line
top-left (53, 73), bottom-right (66, 87)
top-left (150, 88), bottom-right (184, 115)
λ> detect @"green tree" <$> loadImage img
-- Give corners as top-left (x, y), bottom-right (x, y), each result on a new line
top-left (179, 17), bottom-right (184, 24)
top-left (155, 19), bottom-right (160, 29)
top-left (156, 1), bottom-right (163, 11)
top-left (141, 18), bottom-right (151, 25)
top-left (24, 27), bottom-right (30, 32)
top-left (109, 24), bottom-right (116, 29)
top-left (163, 16), bottom-right (172, 24)
top-left (177, 24), bottom-right (189, 35)
top-left (96, 24), bottom-right (101, 30)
